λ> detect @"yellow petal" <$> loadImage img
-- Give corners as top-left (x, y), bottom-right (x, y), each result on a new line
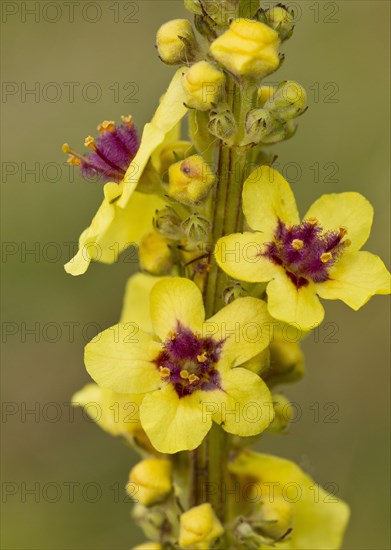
top-left (267, 276), bottom-right (325, 331)
top-left (150, 277), bottom-right (205, 341)
top-left (205, 297), bottom-right (272, 367)
top-left (243, 166), bottom-right (299, 240)
top-left (72, 383), bottom-right (143, 436)
top-left (207, 368), bottom-right (273, 436)
top-left (230, 451), bottom-right (350, 550)
top-left (121, 273), bottom-right (163, 331)
top-left (84, 325), bottom-right (162, 394)
top-left (119, 68), bottom-right (189, 208)
top-left (215, 232), bottom-right (282, 282)
top-left (140, 386), bottom-right (211, 453)
top-left (304, 192), bottom-right (373, 253)
top-left (65, 191), bottom-right (162, 276)
top-left (316, 251), bottom-right (390, 310)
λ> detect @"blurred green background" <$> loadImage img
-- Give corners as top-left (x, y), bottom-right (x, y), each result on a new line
top-left (1, 1), bottom-right (390, 548)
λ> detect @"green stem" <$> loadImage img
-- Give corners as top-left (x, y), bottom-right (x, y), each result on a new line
top-left (191, 77), bottom-right (259, 534)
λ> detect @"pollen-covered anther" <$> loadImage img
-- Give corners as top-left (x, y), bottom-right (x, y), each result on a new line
top-left (84, 136), bottom-right (96, 149)
top-left (320, 252), bottom-right (333, 263)
top-left (291, 239), bottom-right (304, 251)
top-left (67, 155), bottom-right (81, 166)
top-left (62, 143), bottom-right (71, 154)
top-left (180, 369), bottom-right (190, 380)
top-left (197, 352), bottom-right (207, 362)
top-left (343, 239), bottom-right (352, 248)
top-left (339, 226), bottom-right (348, 238)
top-left (189, 374), bottom-right (200, 384)
top-left (306, 217), bottom-right (318, 226)
top-left (97, 120), bottom-right (115, 133)
top-left (121, 115), bottom-right (133, 127)
top-left (159, 366), bottom-right (171, 377)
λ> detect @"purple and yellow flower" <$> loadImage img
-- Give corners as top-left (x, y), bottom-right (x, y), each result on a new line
top-left (64, 69), bottom-right (189, 276)
top-left (215, 166), bottom-right (390, 330)
top-left (85, 278), bottom-right (274, 454)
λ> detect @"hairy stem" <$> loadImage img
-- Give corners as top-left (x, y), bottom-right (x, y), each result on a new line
top-left (191, 76), bottom-right (258, 533)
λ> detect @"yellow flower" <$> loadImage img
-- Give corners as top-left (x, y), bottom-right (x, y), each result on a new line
top-left (179, 503), bottom-right (224, 549)
top-left (182, 61), bottom-right (225, 111)
top-left (156, 19), bottom-right (198, 65)
top-left (128, 458), bottom-right (172, 506)
top-left (65, 69), bottom-right (188, 275)
top-left (215, 166), bottom-right (390, 330)
top-left (85, 277), bottom-right (274, 454)
top-left (230, 450), bottom-right (350, 549)
top-left (210, 19), bottom-right (280, 79)
top-left (168, 154), bottom-right (216, 205)
top-left (71, 383), bottom-right (143, 437)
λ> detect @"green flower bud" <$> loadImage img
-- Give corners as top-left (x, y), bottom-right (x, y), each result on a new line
top-left (132, 504), bottom-right (167, 542)
top-left (223, 282), bottom-right (246, 305)
top-left (208, 106), bottom-right (238, 145)
top-left (260, 5), bottom-right (295, 41)
top-left (245, 108), bottom-right (275, 144)
top-left (168, 154), bottom-right (216, 205)
top-left (261, 119), bottom-right (296, 144)
top-left (181, 214), bottom-right (210, 243)
top-left (183, 0), bottom-right (203, 15)
top-left (203, 0), bottom-right (240, 27)
top-left (264, 81), bottom-right (307, 121)
top-left (156, 19), bottom-right (198, 65)
top-left (154, 206), bottom-right (184, 240)
top-left (139, 232), bottom-right (174, 275)
top-left (267, 394), bottom-right (292, 433)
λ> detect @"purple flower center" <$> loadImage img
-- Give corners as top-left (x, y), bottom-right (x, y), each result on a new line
top-left (263, 218), bottom-right (349, 288)
top-left (154, 323), bottom-right (223, 398)
top-left (63, 116), bottom-right (140, 183)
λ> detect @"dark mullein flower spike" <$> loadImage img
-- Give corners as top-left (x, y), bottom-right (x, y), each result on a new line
top-left (62, 115), bottom-right (140, 183)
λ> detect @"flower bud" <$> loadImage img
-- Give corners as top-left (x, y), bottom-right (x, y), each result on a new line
top-left (132, 504), bottom-right (168, 541)
top-left (128, 458), bottom-right (172, 507)
top-left (154, 206), bottom-right (184, 240)
top-left (264, 80), bottom-right (307, 121)
top-left (267, 394), bottom-right (292, 433)
top-left (258, 85), bottom-right (277, 106)
top-left (182, 61), bottom-right (225, 111)
top-left (168, 155), bottom-right (216, 205)
top-left (179, 503), bottom-right (224, 549)
top-left (245, 108), bottom-right (274, 144)
top-left (183, 0), bottom-right (203, 15)
top-left (208, 106), bottom-right (238, 145)
top-left (210, 19), bottom-right (280, 79)
top-left (262, 119), bottom-right (295, 144)
top-left (261, 6), bottom-right (295, 42)
top-left (157, 140), bottom-right (193, 177)
top-left (181, 214), bottom-right (210, 243)
top-left (264, 339), bottom-right (304, 386)
top-left (223, 282), bottom-right (245, 305)
top-left (156, 19), bottom-right (198, 65)
top-left (139, 232), bottom-right (174, 275)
